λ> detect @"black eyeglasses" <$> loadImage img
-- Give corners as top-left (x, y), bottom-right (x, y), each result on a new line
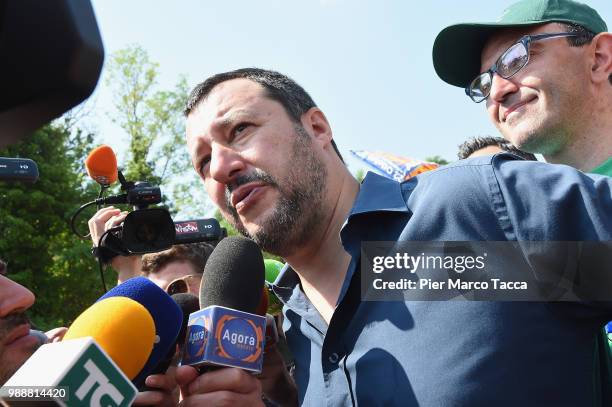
top-left (466, 32), bottom-right (578, 103)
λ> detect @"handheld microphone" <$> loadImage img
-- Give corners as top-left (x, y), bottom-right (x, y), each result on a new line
top-left (1, 296), bottom-right (156, 406)
top-left (29, 329), bottom-right (50, 346)
top-left (1, 337), bottom-right (138, 407)
top-left (98, 277), bottom-right (183, 388)
top-left (85, 145), bottom-right (118, 186)
top-left (172, 293), bottom-right (201, 350)
top-left (182, 236), bottom-right (267, 373)
top-left (140, 293), bottom-right (200, 388)
top-left (63, 296), bottom-right (156, 379)
top-left (0, 157), bottom-right (39, 183)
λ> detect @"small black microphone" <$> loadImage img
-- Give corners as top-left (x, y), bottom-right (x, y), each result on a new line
top-left (172, 293), bottom-right (201, 348)
top-left (0, 157), bottom-right (39, 183)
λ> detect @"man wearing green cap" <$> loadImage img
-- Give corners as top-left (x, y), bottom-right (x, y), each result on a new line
top-left (434, 0), bottom-right (612, 403)
top-left (433, 0), bottom-right (611, 173)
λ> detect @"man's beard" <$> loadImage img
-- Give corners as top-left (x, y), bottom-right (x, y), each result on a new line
top-left (223, 124), bottom-right (327, 257)
top-left (0, 312), bottom-right (33, 385)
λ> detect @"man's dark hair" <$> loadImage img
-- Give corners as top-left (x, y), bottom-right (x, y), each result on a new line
top-left (141, 242), bottom-right (214, 276)
top-left (458, 136), bottom-right (538, 161)
top-left (0, 259), bottom-right (6, 276)
top-left (563, 23), bottom-right (612, 85)
top-left (185, 68), bottom-right (344, 162)
top-left (563, 22), bottom-right (596, 46)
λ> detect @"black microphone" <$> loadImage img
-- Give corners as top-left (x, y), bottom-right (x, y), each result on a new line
top-left (172, 293), bottom-right (201, 348)
top-left (199, 236), bottom-right (264, 311)
top-left (0, 157), bottom-right (39, 183)
top-left (181, 236), bottom-right (266, 373)
top-left (138, 293), bottom-right (200, 396)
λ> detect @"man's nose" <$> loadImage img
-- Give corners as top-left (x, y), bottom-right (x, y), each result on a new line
top-left (0, 275), bottom-right (35, 318)
top-left (209, 143), bottom-right (245, 185)
top-left (489, 73), bottom-right (520, 104)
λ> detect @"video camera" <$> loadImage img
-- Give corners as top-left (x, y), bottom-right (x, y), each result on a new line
top-left (70, 145), bottom-right (225, 263)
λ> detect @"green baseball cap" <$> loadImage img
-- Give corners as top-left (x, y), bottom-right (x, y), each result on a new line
top-left (433, 0), bottom-right (608, 88)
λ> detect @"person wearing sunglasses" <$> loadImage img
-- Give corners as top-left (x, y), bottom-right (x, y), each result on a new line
top-left (141, 242), bottom-right (214, 295)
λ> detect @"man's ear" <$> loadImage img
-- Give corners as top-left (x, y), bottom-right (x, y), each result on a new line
top-left (301, 107), bottom-right (333, 148)
top-left (589, 32), bottom-right (612, 85)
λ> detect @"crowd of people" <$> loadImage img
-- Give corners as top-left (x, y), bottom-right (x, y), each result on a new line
top-left (1, 0), bottom-right (611, 405)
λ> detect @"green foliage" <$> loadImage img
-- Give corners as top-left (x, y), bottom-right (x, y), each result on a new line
top-left (0, 44), bottom-right (224, 330)
top-left (424, 155), bottom-right (451, 166)
top-left (0, 124), bottom-right (105, 329)
top-left (105, 45), bottom-right (207, 218)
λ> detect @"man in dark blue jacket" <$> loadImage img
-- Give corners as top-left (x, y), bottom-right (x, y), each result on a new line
top-left (178, 67), bottom-right (612, 406)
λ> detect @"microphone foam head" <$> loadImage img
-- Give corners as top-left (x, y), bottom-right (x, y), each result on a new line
top-left (63, 296), bottom-right (155, 379)
top-left (85, 145), bottom-right (118, 185)
top-left (199, 236), bottom-right (264, 313)
top-left (99, 277), bottom-right (183, 386)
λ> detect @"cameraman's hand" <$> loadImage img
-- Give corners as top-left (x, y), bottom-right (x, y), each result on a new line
top-left (176, 366), bottom-right (264, 407)
top-left (88, 207), bottom-right (142, 284)
top-left (88, 206), bottom-right (126, 246)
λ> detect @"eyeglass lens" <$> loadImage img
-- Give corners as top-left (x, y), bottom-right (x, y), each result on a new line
top-left (498, 42), bottom-right (528, 77)
top-left (470, 74), bottom-right (492, 101)
top-left (167, 279), bottom-right (188, 295)
top-left (469, 41), bottom-right (528, 102)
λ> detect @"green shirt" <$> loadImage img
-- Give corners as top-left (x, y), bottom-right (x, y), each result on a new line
top-left (591, 157), bottom-right (612, 176)
top-left (592, 157), bottom-right (612, 397)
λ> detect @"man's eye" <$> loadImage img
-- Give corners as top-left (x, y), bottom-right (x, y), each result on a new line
top-left (199, 156), bottom-right (210, 175)
top-left (232, 123), bottom-right (250, 138)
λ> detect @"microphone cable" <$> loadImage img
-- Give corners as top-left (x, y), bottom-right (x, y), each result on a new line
top-left (94, 227), bottom-right (122, 293)
top-left (69, 184), bottom-right (109, 238)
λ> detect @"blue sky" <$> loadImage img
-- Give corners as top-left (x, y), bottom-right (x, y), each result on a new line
top-left (88, 0), bottom-right (612, 187)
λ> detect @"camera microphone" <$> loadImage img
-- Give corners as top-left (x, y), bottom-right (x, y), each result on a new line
top-left (85, 144), bottom-right (118, 186)
top-left (84, 145), bottom-right (162, 207)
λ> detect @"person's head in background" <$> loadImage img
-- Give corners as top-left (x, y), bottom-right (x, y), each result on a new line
top-left (141, 242), bottom-right (214, 295)
top-left (458, 135), bottom-right (538, 160)
top-left (434, 0), bottom-right (612, 171)
top-left (0, 258), bottom-right (37, 385)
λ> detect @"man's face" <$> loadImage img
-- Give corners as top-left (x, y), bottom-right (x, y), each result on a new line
top-left (0, 274), bottom-right (37, 385)
top-left (186, 78), bottom-right (327, 256)
top-left (147, 261), bottom-right (201, 294)
top-left (480, 23), bottom-right (590, 155)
